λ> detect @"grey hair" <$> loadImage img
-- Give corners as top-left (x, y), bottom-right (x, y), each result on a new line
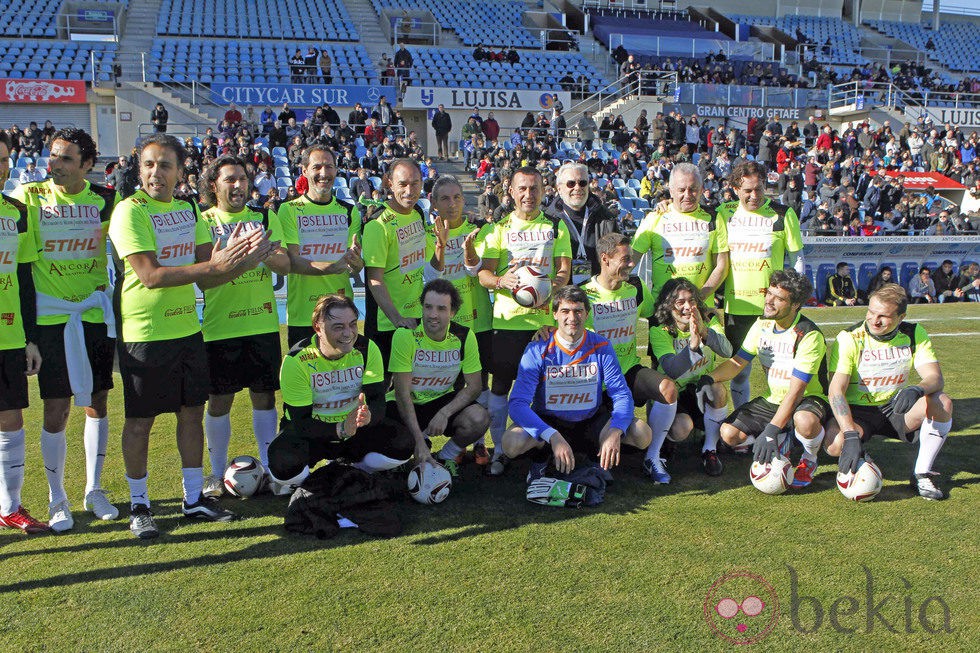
top-left (669, 162), bottom-right (702, 188)
top-left (555, 162), bottom-right (589, 185)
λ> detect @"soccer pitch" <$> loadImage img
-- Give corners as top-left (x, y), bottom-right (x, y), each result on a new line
top-left (1, 304), bottom-right (977, 652)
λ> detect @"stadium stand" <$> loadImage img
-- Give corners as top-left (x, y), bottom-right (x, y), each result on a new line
top-left (147, 39), bottom-right (377, 85)
top-left (0, 40), bottom-right (117, 81)
top-left (729, 14), bottom-right (869, 65)
top-left (864, 20), bottom-right (980, 73)
top-left (1, 0), bottom-right (126, 38)
top-left (408, 47), bottom-right (610, 92)
top-left (591, 16), bottom-right (742, 59)
top-left (371, 0), bottom-right (538, 48)
top-left (156, 0), bottom-right (359, 41)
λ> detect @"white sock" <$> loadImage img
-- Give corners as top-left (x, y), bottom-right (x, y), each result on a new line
top-left (914, 418), bottom-right (951, 474)
top-left (83, 416), bottom-right (109, 495)
top-left (205, 412), bottom-right (232, 476)
top-left (252, 408), bottom-right (278, 469)
top-left (437, 439), bottom-right (463, 461)
top-left (731, 364), bottom-right (752, 409)
top-left (488, 392), bottom-right (509, 451)
top-left (40, 429), bottom-right (68, 505)
top-left (352, 452), bottom-right (408, 473)
top-left (647, 401), bottom-right (677, 459)
top-left (270, 465), bottom-right (310, 487)
top-left (797, 426), bottom-right (825, 461)
top-left (477, 389), bottom-right (490, 408)
top-left (0, 429), bottom-right (26, 515)
top-left (703, 405), bottom-right (728, 452)
top-left (181, 467), bottom-right (204, 504)
top-left (127, 474), bottom-right (149, 507)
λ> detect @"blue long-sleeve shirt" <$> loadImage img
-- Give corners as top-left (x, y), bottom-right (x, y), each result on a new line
top-left (509, 330), bottom-right (635, 442)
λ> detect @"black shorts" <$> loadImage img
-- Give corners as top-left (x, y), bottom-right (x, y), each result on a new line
top-left (35, 322), bottom-right (115, 400)
top-left (540, 406), bottom-right (614, 457)
top-left (267, 416), bottom-right (414, 480)
top-left (387, 392), bottom-right (480, 442)
top-left (371, 329), bottom-right (395, 372)
top-left (287, 325), bottom-right (315, 350)
top-left (849, 403), bottom-right (915, 443)
top-left (724, 313), bottom-right (759, 353)
top-left (476, 329), bottom-right (492, 377)
top-left (0, 348), bottom-right (29, 412)
top-left (490, 329), bottom-right (536, 388)
top-left (118, 332), bottom-right (209, 419)
top-left (724, 395), bottom-right (831, 436)
top-left (676, 383), bottom-right (706, 431)
top-left (206, 332), bottom-right (281, 395)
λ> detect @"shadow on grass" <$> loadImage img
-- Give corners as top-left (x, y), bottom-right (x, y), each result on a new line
top-left (2, 426), bottom-right (976, 591)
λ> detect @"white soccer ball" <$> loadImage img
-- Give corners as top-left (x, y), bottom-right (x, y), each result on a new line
top-left (836, 458), bottom-right (883, 502)
top-left (223, 455), bottom-right (266, 498)
top-left (511, 265), bottom-right (552, 308)
top-left (407, 461), bottom-right (452, 505)
top-left (749, 455), bottom-right (795, 495)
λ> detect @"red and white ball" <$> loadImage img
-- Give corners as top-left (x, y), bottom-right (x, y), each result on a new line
top-left (749, 455), bottom-right (795, 495)
top-left (407, 461), bottom-right (452, 505)
top-left (836, 458), bottom-right (883, 502)
top-left (223, 455), bottom-right (266, 498)
top-left (511, 265), bottom-right (552, 308)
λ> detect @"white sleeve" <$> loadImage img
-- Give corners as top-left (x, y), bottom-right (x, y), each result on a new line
top-left (791, 250), bottom-right (805, 274)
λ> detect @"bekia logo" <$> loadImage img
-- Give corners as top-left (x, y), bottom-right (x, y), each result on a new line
top-left (703, 570), bottom-right (779, 644)
top-left (421, 89), bottom-right (434, 106)
top-left (705, 566), bottom-right (954, 644)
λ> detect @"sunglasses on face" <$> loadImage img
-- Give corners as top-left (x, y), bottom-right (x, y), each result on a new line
top-left (565, 179), bottom-right (589, 188)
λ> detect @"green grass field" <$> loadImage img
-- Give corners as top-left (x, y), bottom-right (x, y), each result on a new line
top-left (1, 303), bottom-right (977, 652)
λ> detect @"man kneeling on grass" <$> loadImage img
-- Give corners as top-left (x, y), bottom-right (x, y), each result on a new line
top-left (389, 279), bottom-right (489, 478)
top-left (503, 285), bottom-right (652, 505)
top-left (268, 294), bottom-right (413, 491)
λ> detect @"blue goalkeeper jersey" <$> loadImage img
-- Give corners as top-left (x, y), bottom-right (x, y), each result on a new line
top-left (509, 330), bottom-right (635, 442)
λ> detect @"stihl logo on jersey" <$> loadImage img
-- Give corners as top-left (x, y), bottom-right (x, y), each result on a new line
top-left (664, 246), bottom-right (706, 259)
top-left (0, 251), bottom-right (14, 266)
top-left (44, 237), bottom-right (100, 254)
top-left (159, 242), bottom-right (194, 259)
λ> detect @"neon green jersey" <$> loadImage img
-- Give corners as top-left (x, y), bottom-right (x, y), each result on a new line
top-left (11, 180), bottom-right (117, 325)
top-left (280, 335), bottom-right (384, 424)
top-left (630, 204), bottom-right (728, 297)
top-left (278, 194), bottom-right (361, 327)
top-left (386, 323), bottom-right (481, 405)
top-left (718, 199), bottom-right (803, 315)
top-left (0, 194), bottom-right (38, 351)
top-left (580, 275), bottom-right (654, 373)
top-left (362, 203), bottom-right (426, 333)
top-left (829, 321), bottom-right (937, 407)
top-left (738, 312), bottom-right (827, 404)
top-left (108, 191), bottom-right (210, 343)
top-left (478, 211), bottom-right (572, 330)
top-left (200, 206), bottom-right (281, 341)
top-left (425, 220), bottom-right (492, 333)
top-left (648, 315), bottom-right (727, 389)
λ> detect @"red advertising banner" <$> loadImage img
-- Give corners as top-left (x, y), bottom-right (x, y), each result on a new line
top-left (0, 79), bottom-right (87, 104)
top-left (873, 170), bottom-right (966, 190)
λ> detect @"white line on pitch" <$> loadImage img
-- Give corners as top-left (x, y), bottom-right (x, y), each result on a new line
top-left (814, 316), bottom-right (980, 326)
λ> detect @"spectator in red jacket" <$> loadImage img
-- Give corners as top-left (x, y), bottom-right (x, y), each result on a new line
top-left (860, 214), bottom-right (883, 236)
top-left (776, 139), bottom-right (795, 173)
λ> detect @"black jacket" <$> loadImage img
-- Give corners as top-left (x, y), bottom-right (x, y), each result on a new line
top-left (543, 193), bottom-right (619, 274)
top-left (284, 463), bottom-right (402, 539)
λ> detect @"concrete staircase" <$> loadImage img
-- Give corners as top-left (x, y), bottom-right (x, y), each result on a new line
top-left (116, 0), bottom-right (162, 82)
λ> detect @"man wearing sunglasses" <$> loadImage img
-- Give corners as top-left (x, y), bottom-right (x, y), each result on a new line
top-left (543, 163), bottom-right (619, 284)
